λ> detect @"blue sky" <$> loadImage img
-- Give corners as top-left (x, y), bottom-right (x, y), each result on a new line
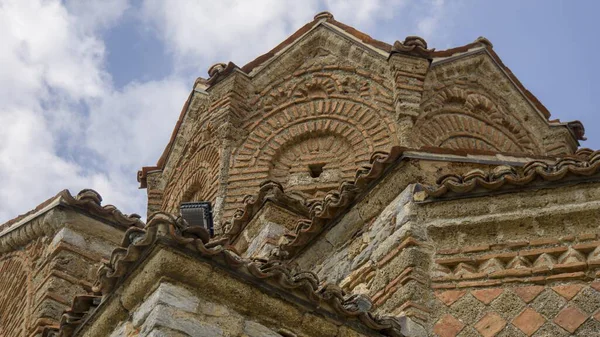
top-left (0, 0), bottom-right (598, 223)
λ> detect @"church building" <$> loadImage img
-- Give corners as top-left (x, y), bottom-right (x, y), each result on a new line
top-left (2, 12), bottom-right (599, 337)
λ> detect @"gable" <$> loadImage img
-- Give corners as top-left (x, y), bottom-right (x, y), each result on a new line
top-left (413, 48), bottom-right (578, 155)
top-left (220, 25), bottom-right (400, 222)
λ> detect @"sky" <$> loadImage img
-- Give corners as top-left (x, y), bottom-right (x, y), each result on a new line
top-left (1, 0), bottom-right (599, 223)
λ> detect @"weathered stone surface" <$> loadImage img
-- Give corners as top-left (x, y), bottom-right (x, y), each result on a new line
top-left (132, 283), bottom-right (200, 327)
top-left (140, 305), bottom-right (224, 337)
top-left (243, 320), bottom-right (283, 337)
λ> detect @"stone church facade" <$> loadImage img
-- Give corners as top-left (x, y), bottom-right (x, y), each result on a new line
top-left (1, 12), bottom-right (599, 337)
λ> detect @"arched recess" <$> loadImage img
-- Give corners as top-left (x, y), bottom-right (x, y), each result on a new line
top-left (414, 87), bottom-right (540, 154)
top-left (0, 254), bottom-right (29, 336)
top-left (162, 145), bottom-right (220, 213)
top-left (223, 98), bottom-right (397, 220)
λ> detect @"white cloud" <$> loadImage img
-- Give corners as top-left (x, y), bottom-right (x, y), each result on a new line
top-left (324, 0), bottom-right (407, 25)
top-left (0, 0), bottom-right (162, 222)
top-left (140, 0), bottom-right (451, 73)
top-left (0, 0), bottom-right (452, 223)
top-left (140, 0), bottom-right (320, 72)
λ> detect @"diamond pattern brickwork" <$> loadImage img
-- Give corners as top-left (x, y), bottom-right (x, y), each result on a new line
top-left (512, 308), bottom-right (545, 336)
top-left (431, 281), bottom-right (600, 336)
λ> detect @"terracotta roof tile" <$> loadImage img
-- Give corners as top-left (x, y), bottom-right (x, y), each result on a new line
top-left (1, 189), bottom-right (144, 235)
top-left (416, 148), bottom-right (600, 200)
top-left (48, 212), bottom-right (406, 337)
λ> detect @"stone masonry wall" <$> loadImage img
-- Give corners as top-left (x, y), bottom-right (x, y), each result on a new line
top-left (0, 208), bottom-right (126, 336)
top-left (294, 172), bottom-right (600, 336)
top-left (82, 248), bottom-right (373, 337)
top-left (109, 282), bottom-right (316, 337)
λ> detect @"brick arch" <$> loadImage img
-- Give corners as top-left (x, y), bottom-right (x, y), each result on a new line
top-left (415, 87), bottom-right (539, 154)
top-left (162, 145), bottom-right (220, 213)
top-left (417, 113), bottom-right (524, 153)
top-left (224, 98), bottom-right (397, 220)
top-left (0, 254), bottom-right (29, 336)
top-left (269, 129), bottom-right (360, 199)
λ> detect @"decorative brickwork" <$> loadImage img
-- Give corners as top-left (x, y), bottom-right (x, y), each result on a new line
top-left (6, 11), bottom-right (599, 337)
top-left (0, 253), bottom-right (29, 336)
top-left (161, 144), bottom-right (220, 214)
top-left (416, 87), bottom-right (538, 154)
top-left (224, 69), bottom-right (397, 220)
top-left (431, 283), bottom-right (600, 336)
top-left (432, 236), bottom-right (599, 287)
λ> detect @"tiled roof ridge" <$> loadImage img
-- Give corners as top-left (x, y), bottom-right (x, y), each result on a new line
top-left (61, 189), bottom-right (145, 228)
top-left (416, 148), bottom-right (600, 200)
top-left (48, 212), bottom-right (406, 337)
top-left (1, 189), bottom-right (144, 252)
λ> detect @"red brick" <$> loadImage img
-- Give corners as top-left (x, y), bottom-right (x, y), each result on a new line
top-left (529, 238), bottom-right (560, 246)
top-left (552, 284), bottom-right (585, 300)
top-left (577, 233), bottom-right (597, 241)
top-left (594, 310), bottom-right (600, 321)
top-left (546, 271), bottom-right (586, 281)
top-left (573, 240), bottom-right (600, 251)
top-left (591, 281), bottom-right (600, 292)
top-left (489, 268), bottom-right (531, 278)
top-left (471, 288), bottom-right (503, 304)
top-left (552, 262), bottom-right (587, 273)
top-left (457, 280), bottom-right (502, 288)
top-left (519, 246), bottom-right (567, 257)
top-left (474, 312), bottom-right (506, 337)
top-left (512, 308), bottom-right (545, 336)
top-left (435, 257), bottom-right (473, 266)
top-left (433, 314), bottom-right (464, 337)
top-left (504, 240), bottom-right (530, 249)
top-left (511, 286), bottom-right (545, 303)
top-left (435, 290), bottom-right (466, 306)
top-left (553, 306), bottom-right (588, 333)
top-left (438, 248), bottom-right (460, 255)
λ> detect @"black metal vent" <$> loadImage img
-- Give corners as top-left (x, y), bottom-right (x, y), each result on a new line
top-left (180, 201), bottom-right (214, 237)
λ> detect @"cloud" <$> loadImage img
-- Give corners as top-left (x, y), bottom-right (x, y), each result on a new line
top-left (0, 0), bottom-right (179, 222)
top-left (324, 0), bottom-right (407, 25)
top-left (0, 0), bottom-right (453, 223)
top-left (138, 0), bottom-right (443, 73)
top-left (140, 0), bottom-right (320, 73)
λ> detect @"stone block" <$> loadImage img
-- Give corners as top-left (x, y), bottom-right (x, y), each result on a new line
top-left (140, 305), bottom-right (223, 337)
top-left (571, 287), bottom-right (600, 314)
top-left (489, 291), bottom-right (525, 321)
top-left (133, 282), bottom-right (200, 327)
top-left (530, 289), bottom-right (567, 319)
top-left (300, 313), bottom-right (339, 337)
top-left (243, 320), bottom-right (282, 337)
top-left (325, 208), bottom-right (362, 248)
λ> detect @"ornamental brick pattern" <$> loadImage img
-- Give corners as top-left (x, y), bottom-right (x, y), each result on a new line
top-left (432, 235), bottom-right (600, 288)
top-left (431, 282), bottom-right (600, 336)
top-left (161, 144), bottom-right (220, 214)
top-left (140, 14), bottom-right (580, 231)
top-left (0, 254), bottom-right (28, 336)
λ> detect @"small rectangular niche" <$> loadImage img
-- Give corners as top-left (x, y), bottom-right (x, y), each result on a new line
top-left (308, 163), bottom-right (325, 178)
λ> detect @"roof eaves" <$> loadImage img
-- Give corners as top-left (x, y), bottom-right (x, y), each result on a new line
top-left (415, 148), bottom-right (600, 202)
top-left (55, 212), bottom-right (407, 337)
